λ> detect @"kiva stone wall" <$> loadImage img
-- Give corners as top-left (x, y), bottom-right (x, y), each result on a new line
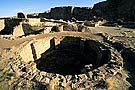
top-left (19, 37), bottom-right (63, 63)
top-left (33, 37), bottom-right (54, 59)
top-left (20, 41), bottom-right (34, 63)
top-left (49, 6), bottom-right (73, 20)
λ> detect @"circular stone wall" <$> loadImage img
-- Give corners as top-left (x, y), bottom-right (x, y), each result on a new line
top-left (12, 36), bottom-right (124, 90)
top-left (36, 36), bottom-right (111, 75)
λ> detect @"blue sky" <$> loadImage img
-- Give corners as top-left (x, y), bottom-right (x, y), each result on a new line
top-left (0, 0), bottom-right (105, 17)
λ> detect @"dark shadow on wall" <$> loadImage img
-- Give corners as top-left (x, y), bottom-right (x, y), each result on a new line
top-left (36, 37), bottom-right (111, 75)
top-left (113, 42), bottom-right (135, 90)
top-left (121, 48), bottom-right (135, 90)
top-left (0, 19), bottom-right (23, 35)
top-left (103, 36), bottom-right (135, 90)
top-left (51, 26), bottom-right (59, 32)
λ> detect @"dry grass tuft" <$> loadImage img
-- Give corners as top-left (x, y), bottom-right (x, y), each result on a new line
top-left (106, 70), bottom-right (131, 90)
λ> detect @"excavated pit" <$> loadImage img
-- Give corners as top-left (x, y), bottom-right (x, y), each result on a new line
top-left (36, 37), bottom-right (111, 75)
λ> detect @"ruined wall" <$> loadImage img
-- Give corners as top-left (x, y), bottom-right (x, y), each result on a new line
top-left (22, 24), bottom-right (39, 35)
top-left (38, 0), bottom-right (135, 22)
top-left (58, 25), bottom-right (63, 32)
top-left (72, 7), bottom-right (92, 21)
top-left (43, 21), bottom-right (58, 26)
top-left (37, 6), bottom-right (92, 21)
top-left (28, 18), bottom-right (41, 26)
top-left (0, 18), bottom-right (24, 35)
top-left (13, 23), bottom-right (25, 36)
top-left (0, 19), bottom-right (5, 31)
top-left (49, 6), bottom-right (73, 20)
top-left (17, 12), bottom-right (27, 18)
top-left (39, 12), bottom-right (50, 19)
top-left (19, 37), bottom-right (63, 63)
top-left (0, 18), bottom-right (42, 37)
top-left (33, 37), bottom-right (54, 59)
top-left (43, 27), bottom-right (52, 33)
top-left (0, 18), bottom-right (40, 36)
top-left (20, 42), bottom-right (34, 63)
top-left (27, 13), bottom-right (39, 18)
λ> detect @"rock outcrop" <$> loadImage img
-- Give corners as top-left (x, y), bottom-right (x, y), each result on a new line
top-left (93, 0), bottom-right (135, 21)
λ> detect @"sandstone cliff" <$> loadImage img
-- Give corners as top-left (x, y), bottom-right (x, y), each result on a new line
top-left (93, 0), bottom-right (135, 21)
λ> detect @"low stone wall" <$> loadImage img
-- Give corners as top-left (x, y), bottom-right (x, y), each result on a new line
top-left (0, 19), bottom-right (5, 31)
top-left (19, 37), bottom-right (61, 62)
top-left (20, 41), bottom-right (34, 63)
top-left (28, 18), bottom-right (41, 26)
top-left (13, 23), bottom-right (25, 36)
top-left (43, 27), bottom-right (52, 33)
top-left (33, 37), bottom-right (54, 59)
top-left (0, 18), bottom-right (24, 35)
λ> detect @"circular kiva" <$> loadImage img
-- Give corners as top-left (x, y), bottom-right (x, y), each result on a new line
top-left (35, 36), bottom-right (123, 79)
top-left (15, 36), bottom-right (123, 89)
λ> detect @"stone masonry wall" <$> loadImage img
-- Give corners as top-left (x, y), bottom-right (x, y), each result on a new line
top-left (20, 41), bottom-right (34, 63)
top-left (36, 6), bottom-right (92, 21)
top-left (28, 18), bottom-right (41, 26)
top-left (19, 37), bottom-right (62, 63)
top-left (49, 6), bottom-right (73, 20)
top-left (72, 7), bottom-right (92, 21)
top-left (0, 19), bottom-right (5, 31)
top-left (0, 18), bottom-right (24, 34)
top-left (13, 23), bottom-right (25, 37)
top-left (33, 37), bottom-right (54, 59)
